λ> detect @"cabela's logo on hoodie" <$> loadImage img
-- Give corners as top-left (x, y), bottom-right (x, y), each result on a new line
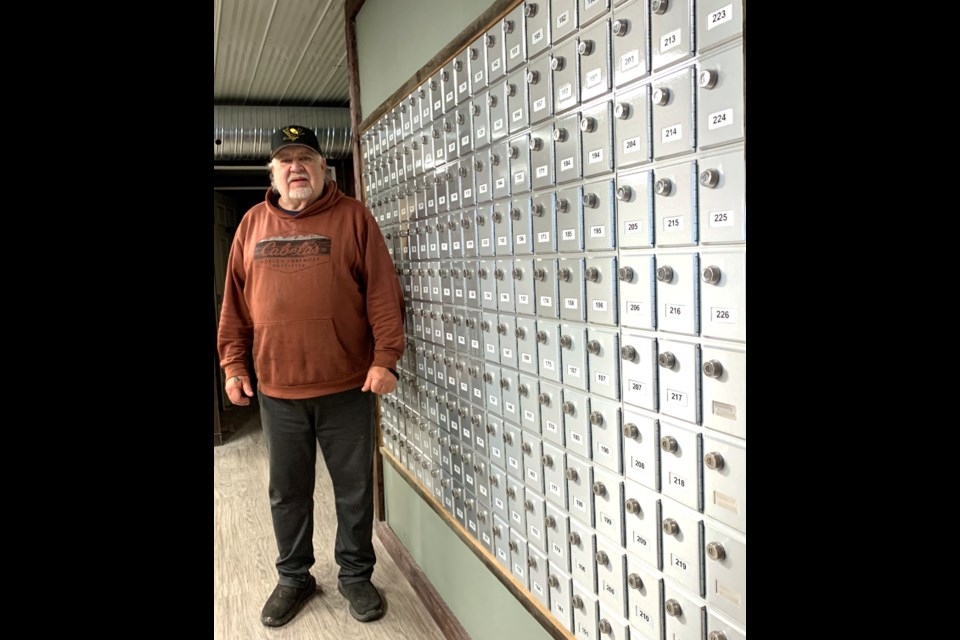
top-left (254, 233), bottom-right (331, 273)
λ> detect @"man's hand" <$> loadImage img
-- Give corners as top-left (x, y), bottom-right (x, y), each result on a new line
top-left (225, 375), bottom-right (255, 406)
top-left (362, 366), bottom-right (397, 395)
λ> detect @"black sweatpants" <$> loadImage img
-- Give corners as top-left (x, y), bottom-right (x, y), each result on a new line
top-left (258, 386), bottom-right (376, 588)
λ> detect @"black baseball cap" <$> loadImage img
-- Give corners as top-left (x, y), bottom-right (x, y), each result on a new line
top-left (271, 125), bottom-right (322, 158)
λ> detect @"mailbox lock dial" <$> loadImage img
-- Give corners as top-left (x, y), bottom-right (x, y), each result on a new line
top-left (699, 69), bottom-right (719, 89)
top-left (532, 203), bottom-right (545, 217)
top-left (656, 265), bottom-right (674, 282)
top-left (662, 518), bottom-right (680, 535)
top-left (627, 573), bottom-right (643, 589)
top-left (702, 265), bottom-right (722, 284)
top-left (515, 325), bottom-right (526, 338)
top-left (700, 168), bottom-right (720, 188)
top-left (618, 266), bottom-right (634, 281)
top-left (558, 267), bottom-right (572, 282)
top-left (560, 335), bottom-right (573, 349)
top-left (665, 599), bottom-right (682, 617)
top-left (585, 266), bottom-right (600, 281)
top-left (521, 442), bottom-right (532, 455)
top-left (508, 540), bottom-right (518, 552)
top-left (593, 481), bottom-right (607, 496)
top-left (620, 345), bottom-right (637, 360)
top-left (578, 40), bottom-right (594, 56)
top-left (583, 193), bottom-right (599, 208)
top-left (623, 423), bottom-right (639, 438)
top-left (580, 117), bottom-right (597, 133)
top-left (595, 550), bottom-right (609, 565)
top-left (526, 69), bottom-right (540, 85)
top-left (487, 94), bottom-right (497, 108)
top-left (658, 352), bottom-right (676, 368)
top-left (539, 392), bottom-right (551, 405)
top-left (599, 619), bottom-right (612, 635)
top-left (506, 486), bottom-right (516, 498)
top-left (703, 360), bottom-right (723, 378)
top-left (571, 595), bottom-right (584, 610)
top-left (709, 634), bottom-right (728, 640)
top-left (502, 20), bottom-right (514, 34)
top-left (652, 87), bottom-right (670, 105)
top-left (536, 331), bottom-right (548, 344)
top-left (548, 574), bottom-right (559, 588)
top-left (660, 435), bottom-right (678, 452)
top-left (562, 400), bottom-right (575, 414)
top-left (542, 454), bottom-right (553, 467)
top-left (524, 499), bottom-right (534, 512)
top-left (652, 0), bottom-right (669, 14)
top-left (524, 3), bottom-right (538, 18)
top-left (565, 467), bottom-right (578, 481)
top-left (531, 137), bottom-right (543, 151)
top-left (503, 432), bottom-right (513, 445)
top-left (557, 198), bottom-right (570, 212)
top-left (485, 34), bottom-right (496, 48)
top-left (654, 178), bottom-right (673, 195)
top-left (625, 498), bottom-right (641, 514)
top-left (551, 56), bottom-right (565, 71)
top-left (616, 185), bottom-right (633, 201)
top-left (511, 207), bottom-right (521, 220)
top-left (590, 411), bottom-right (603, 426)
top-left (587, 340), bottom-right (601, 354)
top-left (706, 541), bottom-right (726, 561)
top-left (704, 452), bottom-right (725, 470)
top-left (567, 531), bottom-right (581, 545)
top-left (612, 19), bottom-right (629, 36)
top-left (614, 102), bottom-right (631, 119)
top-left (553, 128), bottom-right (568, 142)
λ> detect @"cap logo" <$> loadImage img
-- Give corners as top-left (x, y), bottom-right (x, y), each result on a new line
top-left (281, 126), bottom-right (308, 143)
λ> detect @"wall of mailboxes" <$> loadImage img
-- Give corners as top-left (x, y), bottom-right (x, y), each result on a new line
top-left (364, 1), bottom-right (744, 639)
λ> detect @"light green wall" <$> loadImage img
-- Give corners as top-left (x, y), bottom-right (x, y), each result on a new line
top-left (355, 0), bottom-right (493, 120)
top-left (383, 463), bottom-right (554, 640)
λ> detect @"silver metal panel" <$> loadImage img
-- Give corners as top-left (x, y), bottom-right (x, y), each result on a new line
top-left (589, 395), bottom-right (623, 473)
top-left (652, 65), bottom-right (696, 160)
top-left (568, 515), bottom-right (598, 590)
top-left (507, 69), bottom-right (530, 136)
top-left (503, 420), bottom-right (525, 482)
top-left (625, 553), bottom-right (664, 639)
top-left (598, 603), bottom-right (630, 640)
top-left (476, 503), bottom-right (494, 553)
top-left (703, 523), bottom-right (746, 622)
top-left (651, 0), bottom-right (694, 71)
top-left (707, 611), bottom-right (746, 640)
top-left (587, 326), bottom-right (621, 400)
top-left (539, 379), bottom-right (565, 447)
top-left (473, 450), bottom-right (492, 508)
top-left (572, 583), bottom-right (600, 640)
top-left (522, 431), bottom-right (546, 494)
top-left (624, 478), bottom-right (662, 571)
top-left (531, 190), bottom-right (557, 254)
top-left (581, 102), bottom-right (615, 180)
top-left (654, 250), bottom-right (700, 335)
top-left (489, 80), bottom-right (510, 145)
top-left (595, 537), bottom-right (627, 618)
top-left (507, 474), bottom-right (528, 533)
top-left (465, 310), bottom-right (484, 362)
top-left (510, 134), bottom-right (533, 195)
top-left (535, 257), bottom-right (561, 319)
top-left (619, 330), bottom-right (658, 412)
top-left (471, 90), bottom-right (492, 152)
top-left (698, 247), bottom-right (745, 342)
top-left (485, 25), bottom-right (507, 85)
top-left (592, 465), bottom-right (625, 545)
top-left (491, 145), bottom-right (512, 202)
top-left (559, 256), bottom-right (586, 322)
top-left (702, 430), bottom-right (746, 533)
top-left (580, 0), bottom-right (611, 27)
top-left (697, 0), bottom-right (742, 53)
top-left (527, 55), bottom-right (555, 126)
top-left (490, 462), bottom-right (510, 522)
top-left (517, 372), bottom-right (540, 434)
top-left (468, 37), bottom-right (487, 94)
top-left (563, 386), bottom-right (592, 459)
top-left (700, 344), bottom-right (745, 440)
top-left (495, 254), bottom-right (516, 314)
top-left (554, 112), bottom-right (583, 183)
top-left (429, 70), bottom-right (445, 122)
top-left (461, 208), bottom-right (479, 260)
top-left (454, 51), bottom-right (471, 105)
top-left (536, 319), bottom-right (564, 384)
top-left (550, 0), bottom-right (579, 44)
top-left (500, 362), bottom-right (522, 423)
top-left (480, 257), bottom-right (498, 314)
top-left (611, 0), bottom-right (650, 88)
top-left (653, 162), bottom-right (697, 248)
top-left (526, 0), bottom-right (552, 59)
top-left (530, 124), bottom-right (557, 190)
top-left (585, 255), bottom-right (618, 327)
top-left (659, 419), bottom-right (702, 511)
top-left (578, 18), bottom-right (613, 103)
top-left (565, 453), bottom-right (594, 527)
top-left (510, 529), bottom-right (531, 590)
top-left (697, 145), bottom-right (745, 245)
top-left (515, 258), bottom-right (538, 318)
top-left (548, 562), bottom-right (575, 633)
top-left (661, 499), bottom-right (704, 598)
top-left (542, 442), bottom-right (568, 510)
top-left (525, 490), bottom-right (549, 555)
top-left (481, 308), bottom-right (501, 364)
top-left (616, 168), bottom-right (655, 249)
top-left (442, 61), bottom-right (457, 114)
top-left (560, 322), bottom-right (590, 391)
top-left (484, 361), bottom-right (504, 417)
top-left (556, 184), bottom-right (584, 253)
top-left (662, 581), bottom-right (705, 640)
top-left (657, 338), bottom-right (701, 425)
top-left (528, 544), bottom-right (551, 609)
top-left (442, 113), bottom-right (459, 164)
top-left (696, 42), bottom-right (744, 150)
top-left (492, 513), bottom-right (512, 572)
top-left (552, 39), bottom-right (581, 114)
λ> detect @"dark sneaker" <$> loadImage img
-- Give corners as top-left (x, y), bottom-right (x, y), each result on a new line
top-left (338, 580), bottom-right (385, 622)
top-left (260, 575), bottom-right (319, 627)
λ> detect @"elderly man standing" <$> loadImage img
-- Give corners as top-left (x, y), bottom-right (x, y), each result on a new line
top-left (218, 124), bottom-right (404, 627)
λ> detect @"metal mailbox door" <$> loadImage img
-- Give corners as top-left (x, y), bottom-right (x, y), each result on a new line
top-left (624, 477), bottom-right (662, 571)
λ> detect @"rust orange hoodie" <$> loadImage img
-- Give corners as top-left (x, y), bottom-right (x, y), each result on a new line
top-left (218, 181), bottom-right (404, 399)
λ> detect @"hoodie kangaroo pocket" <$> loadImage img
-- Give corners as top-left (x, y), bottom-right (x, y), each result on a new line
top-left (254, 317), bottom-right (355, 387)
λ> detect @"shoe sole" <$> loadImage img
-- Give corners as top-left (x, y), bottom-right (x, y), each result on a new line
top-left (261, 584), bottom-right (320, 627)
top-left (338, 583), bottom-right (386, 622)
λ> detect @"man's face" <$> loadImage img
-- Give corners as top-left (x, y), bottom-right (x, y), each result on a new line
top-left (271, 146), bottom-right (326, 204)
